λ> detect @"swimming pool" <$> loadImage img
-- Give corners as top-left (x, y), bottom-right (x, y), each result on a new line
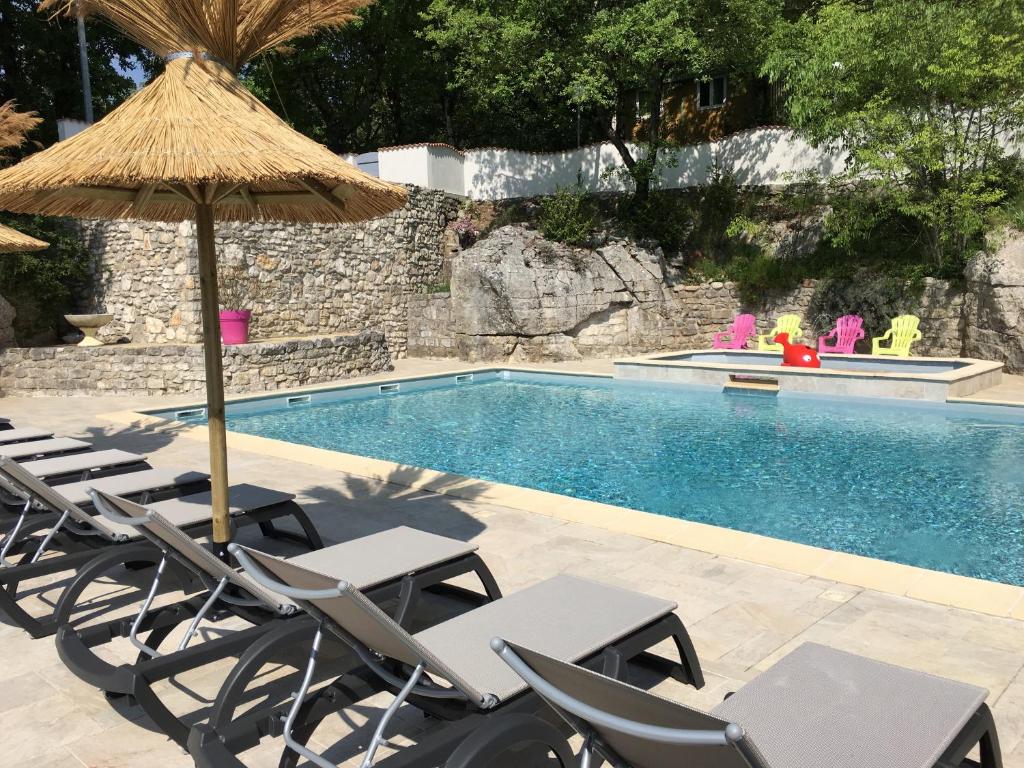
top-left (158, 371), bottom-right (1024, 586)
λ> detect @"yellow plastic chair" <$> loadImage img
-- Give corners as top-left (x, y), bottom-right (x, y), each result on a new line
top-left (872, 314), bottom-right (922, 357)
top-left (757, 314), bottom-right (804, 352)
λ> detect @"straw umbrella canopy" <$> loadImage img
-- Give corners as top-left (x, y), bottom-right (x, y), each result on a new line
top-left (0, 224), bottom-right (48, 253)
top-left (0, 0), bottom-right (407, 553)
top-left (0, 102), bottom-right (49, 253)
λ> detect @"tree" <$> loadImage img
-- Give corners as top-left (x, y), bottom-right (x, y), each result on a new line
top-left (241, 0), bottom-right (452, 152)
top-left (423, 0), bottom-right (782, 202)
top-left (764, 0), bottom-right (1024, 270)
top-left (0, 0), bottom-right (146, 147)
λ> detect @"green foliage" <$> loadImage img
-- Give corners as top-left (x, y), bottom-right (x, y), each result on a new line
top-left (681, 177), bottom-right (942, 306)
top-left (614, 190), bottom-right (690, 252)
top-left (0, 215), bottom-right (91, 345)
top-left (537, 180), bottom-right (597, 246)
top-left (0, 0), bottom-right (147, 147)
top-left (764, 0), bottom-right (1024, 269)
top-left (808, 273), bottom-right (924, 345)
top-left (241, 0), bottom-right (451, 152)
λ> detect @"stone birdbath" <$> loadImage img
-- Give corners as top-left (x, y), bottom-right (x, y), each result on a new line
top-left (64, 313), bottom-right (114, 347)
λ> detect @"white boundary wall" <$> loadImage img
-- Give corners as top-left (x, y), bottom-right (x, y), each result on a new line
top-left (372, 128), bottom-right (848, 200)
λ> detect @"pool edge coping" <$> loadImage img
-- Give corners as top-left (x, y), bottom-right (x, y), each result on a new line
top-left (101, 365), bottom-right (1024, 623)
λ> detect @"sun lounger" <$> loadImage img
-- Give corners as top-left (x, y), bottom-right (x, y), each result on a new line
top-left (55, 489), bottom-right (502, 748)
top-left (0, 459), bottom-right (321, 638)
top-left (0, 437), bottom-right (93, 461)
top-left (188, 549), bottom-right (703, 768)
top-left (0, 457), bottom-right (210, 564)
top-left (493, 639), bottom-right (1002, 768)
top-left (17, 449), bottom-right (150, 485)
top-left (0, 427), bottom-right (54, 445)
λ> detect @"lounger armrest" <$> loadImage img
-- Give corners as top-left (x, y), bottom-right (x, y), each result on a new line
top-left (228, 543), bottom-right (346, 600)
top-left (88, 488), bottom-right (151, 527)
top-left (491, 639), bottom-right (738, 747)
top-left (912, 329), bottom-right (922, 340)
top-left (874, 329), bottom-right (894, 342)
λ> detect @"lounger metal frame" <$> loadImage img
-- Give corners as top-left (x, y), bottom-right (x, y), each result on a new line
top-left (55, 494), bottom-right (503, 749)
top-left (187, 546), bottom-right (704, 768)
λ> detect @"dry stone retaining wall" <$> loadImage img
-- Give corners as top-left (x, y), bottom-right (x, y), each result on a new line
top-left (407, 293), bottom-right (458, 358)
top-left (78, 187), bottom-right (459, 357)
top-left (0, 332), bottom-right (390, 397)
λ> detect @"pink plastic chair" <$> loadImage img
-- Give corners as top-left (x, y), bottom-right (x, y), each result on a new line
top-left (818, 314), bottom-right (865, 354)
top-left (712, 314), bottom-right (757, 349)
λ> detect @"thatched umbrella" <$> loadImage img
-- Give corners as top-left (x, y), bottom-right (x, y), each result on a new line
top-left (0, 224), bottom-right (48, 253)
top-left (0, 0), bottom-right (407, 554)
top-left (0, 102), bottom-right (49, 252)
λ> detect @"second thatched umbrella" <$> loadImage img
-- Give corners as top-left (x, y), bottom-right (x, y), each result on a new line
top-left (0, 0), bottom-right (407, 554)
top-left (0, 224), bottom-right (48, 253)
top-left (0, 101), bottom-right (49, 253)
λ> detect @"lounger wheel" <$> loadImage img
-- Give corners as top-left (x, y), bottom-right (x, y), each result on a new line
top-left (208, 618), bottom-right (321, 732)
top-left (443, 713), bottom-right (575, 768)
top-left (51, 544), bottom-right (178, 628)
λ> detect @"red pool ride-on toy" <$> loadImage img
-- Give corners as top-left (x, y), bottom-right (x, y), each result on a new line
top-left (774, 332), bottom-right (821, 368)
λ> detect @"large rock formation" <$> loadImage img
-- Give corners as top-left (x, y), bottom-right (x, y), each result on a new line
top-left (965, 232), bottom-right (1024, 371)
top-left (450, 225), bottom-right (682, 361)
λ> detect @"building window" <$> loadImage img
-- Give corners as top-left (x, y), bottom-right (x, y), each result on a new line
top-left (698, 76), bottom-right (727, 109)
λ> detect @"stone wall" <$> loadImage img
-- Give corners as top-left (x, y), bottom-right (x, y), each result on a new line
top-left (407, 293), bottom-right (458, 358)
top-left (964, 235), bottom-right (1024, 371)
top-left (0, 332), bottom-right (390, 397)
top-left (915, 278), bottom-right (965, 357)
top-left (78, 220), bottom-right (200, 343)
top-left (78, 187), bottom-right (459, 356)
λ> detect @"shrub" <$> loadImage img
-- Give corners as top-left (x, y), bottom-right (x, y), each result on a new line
top-left (808, 272), bottom-right (925, 344)
top-left (615, 190), bottom-right (691, 252)
top-left (0, 214), bottom-right (91, 346)
top-left (537, 178), bottom-right (597, 246)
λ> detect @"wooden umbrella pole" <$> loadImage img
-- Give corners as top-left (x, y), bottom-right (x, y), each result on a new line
top-left (195, 201), bottom-right (231, 555)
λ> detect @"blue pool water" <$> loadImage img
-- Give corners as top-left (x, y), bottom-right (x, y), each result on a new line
top-left (218, 375), bottom-right (1024, 586)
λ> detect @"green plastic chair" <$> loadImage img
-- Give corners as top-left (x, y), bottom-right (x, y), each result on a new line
top-left (872, 314), bottom-right (922, 357)
top-left (757, 314), bottom-right (803, 352)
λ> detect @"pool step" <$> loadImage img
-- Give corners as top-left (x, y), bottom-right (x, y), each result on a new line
top-left (723, 378), bottom-right (780, 396)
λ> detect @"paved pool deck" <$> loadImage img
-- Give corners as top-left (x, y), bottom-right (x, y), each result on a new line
top-left (0, 358), bottom-right (1022, 768)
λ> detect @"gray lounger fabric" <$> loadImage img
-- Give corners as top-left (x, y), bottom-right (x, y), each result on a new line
top-left (239, 546), bottom-right (677, 708)
top-left (711, 642), bottom-right (989, 768)
top-left (97, 484), bottom-right (295, 541)
top-left (56, 469), bottom-right (210, 507)
top-left (19, 450), bottom-right (145, 480)
top-left (0, 428), bottom-right (53, 444)
top-left (0, 438), bottom-right (91, 460)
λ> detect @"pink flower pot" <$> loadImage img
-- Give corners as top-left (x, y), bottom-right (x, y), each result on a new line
top-left (219, 310), bottom-right (252, 345)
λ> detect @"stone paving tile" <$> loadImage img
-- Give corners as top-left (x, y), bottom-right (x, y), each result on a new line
top-left (0, 376), bottom-right (1022, 768)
